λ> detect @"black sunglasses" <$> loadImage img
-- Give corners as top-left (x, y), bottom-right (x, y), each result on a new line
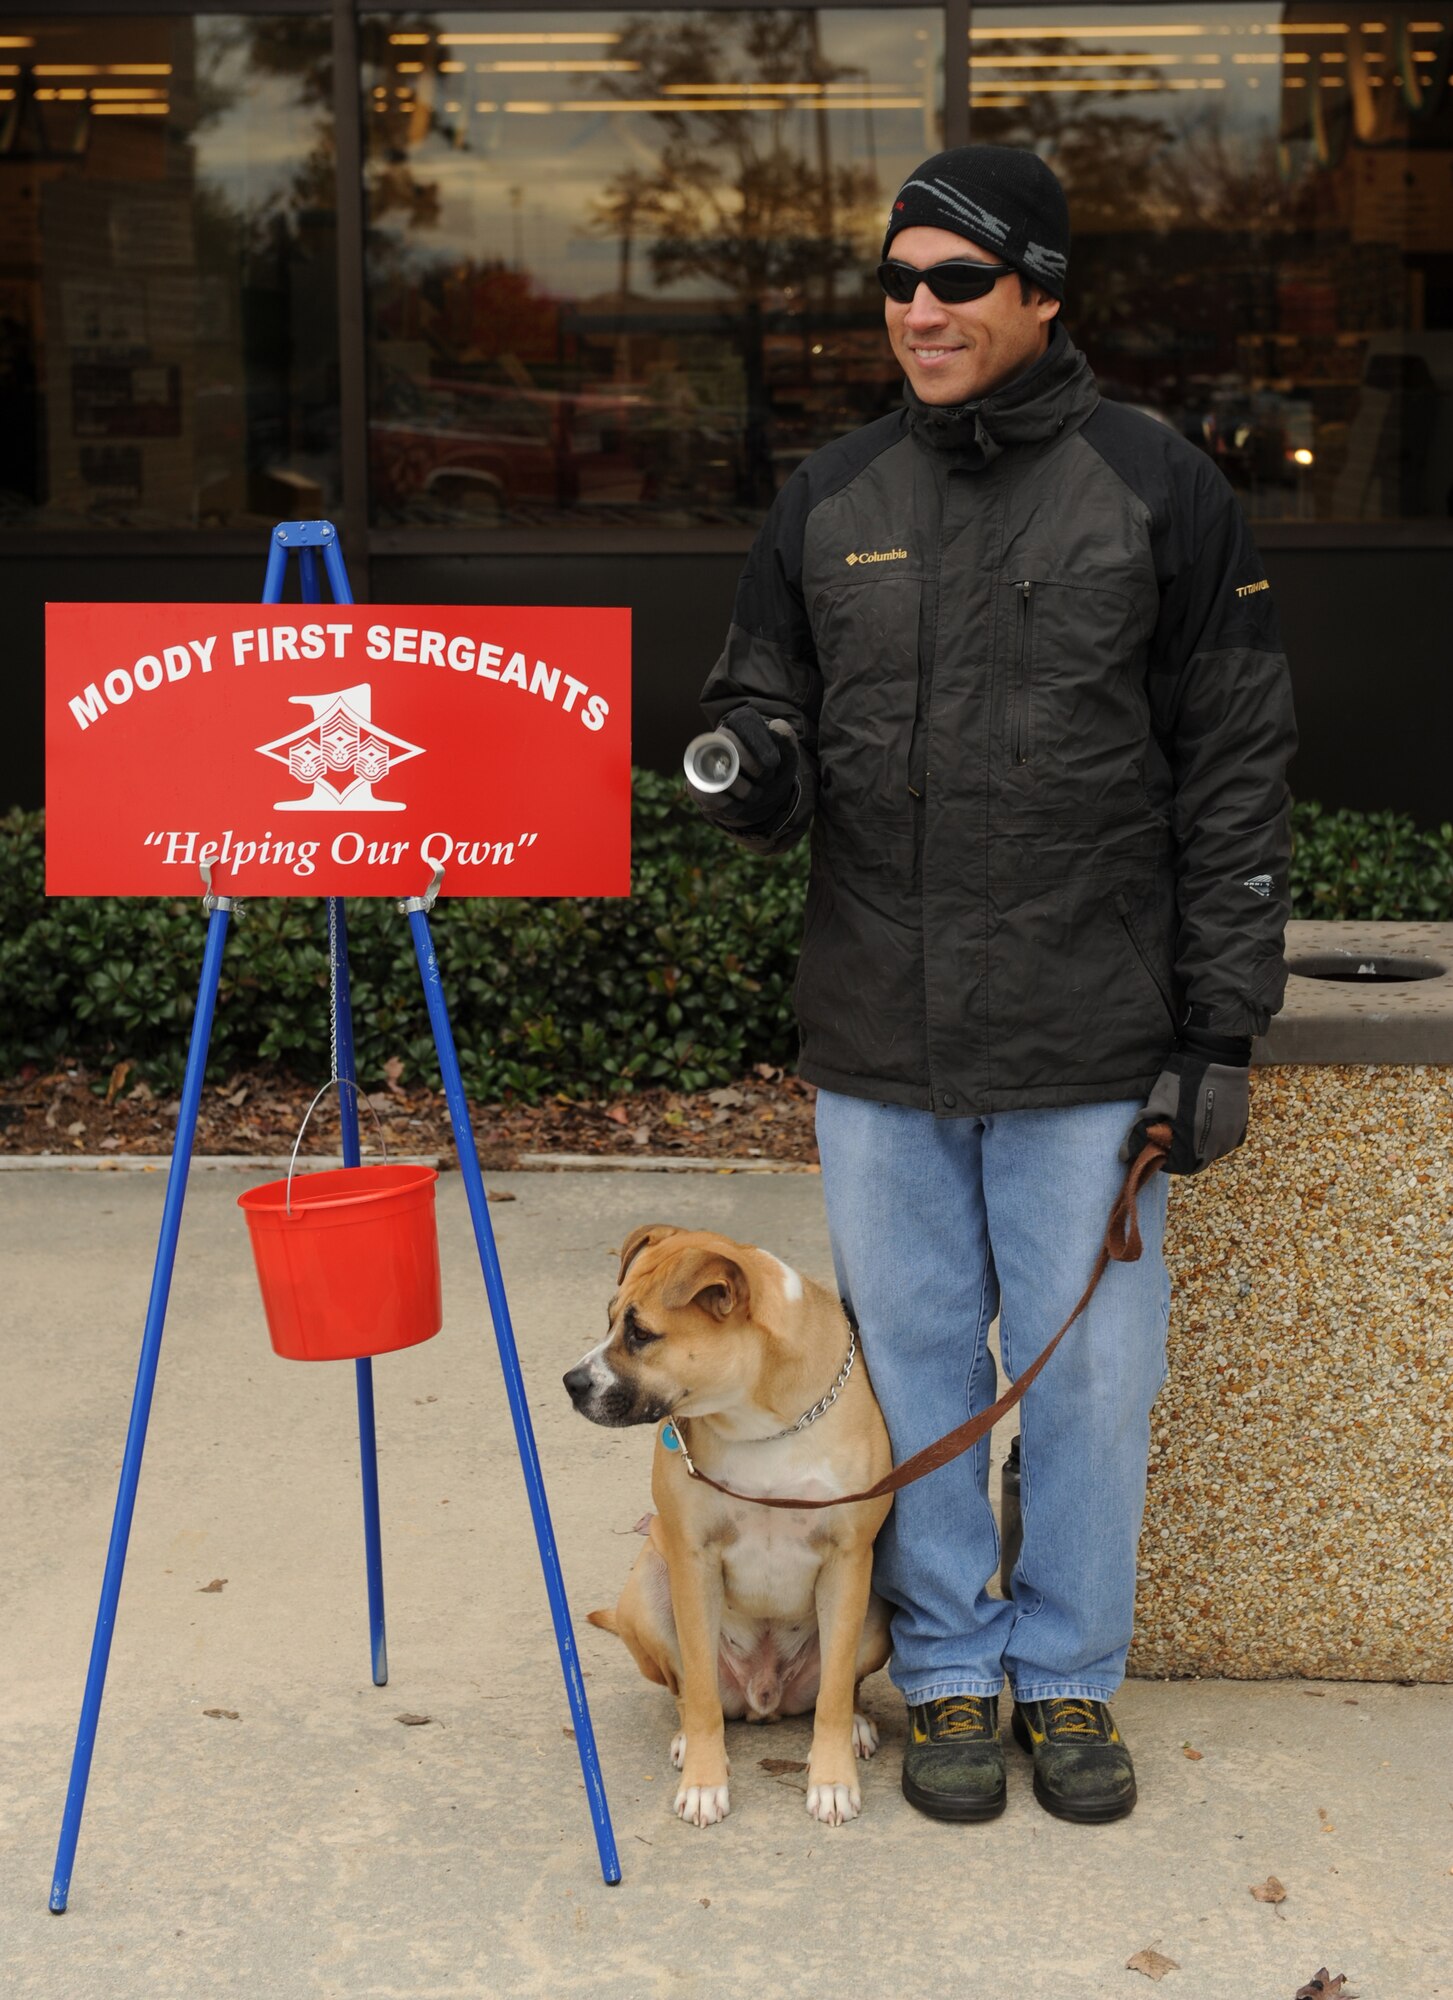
top-left (876, 258), bottom-right (1017, 305)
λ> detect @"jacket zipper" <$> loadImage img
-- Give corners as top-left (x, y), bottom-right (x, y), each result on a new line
top-left (1113, 892), bottom-right (1179, 1035)
top-left (1199, 1087), bottom-right (1215, 1156)
top-left (1012, 581), bottom-right (1034, 765)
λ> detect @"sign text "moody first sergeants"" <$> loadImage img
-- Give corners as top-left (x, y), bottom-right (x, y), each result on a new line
top-left (67, 618), bottom-right (610, 735)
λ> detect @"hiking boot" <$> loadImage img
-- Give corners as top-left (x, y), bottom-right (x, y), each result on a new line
top-left (1010, 1698), bottom-right (1137, 1823)
top-left (901, 1695), bottom-right (1007, 1822)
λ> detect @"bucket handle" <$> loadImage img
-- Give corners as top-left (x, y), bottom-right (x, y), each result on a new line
top-left (286, 1078), bottom-right (391, 1217)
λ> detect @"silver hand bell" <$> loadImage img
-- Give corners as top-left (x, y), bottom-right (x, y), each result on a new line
top-left (682, 730), bottom-right (741, 794)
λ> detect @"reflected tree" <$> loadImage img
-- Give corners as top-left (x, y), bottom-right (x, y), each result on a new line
top-left (589, 10), bottom-right (884, 506)
top-left (972, 44), bottom-right (1303, 402)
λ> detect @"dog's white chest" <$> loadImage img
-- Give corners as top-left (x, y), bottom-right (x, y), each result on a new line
top-left (721, 1510), bottom-right (823, 1623)
top-left (714, 1454), bottom-right (843, 1624)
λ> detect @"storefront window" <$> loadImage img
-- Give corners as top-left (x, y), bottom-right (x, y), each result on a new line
top-left (0, 14), bottom-right (338, 531)
top-left (971, 4), bottom-right (1453, 521)
top-left (360, 9), bottom-right (944, 529)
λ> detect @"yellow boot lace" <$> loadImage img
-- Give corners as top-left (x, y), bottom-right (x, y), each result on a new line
top-left (1045, 1699), bottom-right (1108, 1739)
top-left (935, 1697), bottom-right (991, 1737)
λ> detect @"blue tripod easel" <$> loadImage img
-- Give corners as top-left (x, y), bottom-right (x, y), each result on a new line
top-left (49, 521), bottom-right (620, 1910)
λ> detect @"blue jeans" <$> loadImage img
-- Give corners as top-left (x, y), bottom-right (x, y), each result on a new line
top-left (815, 1089), bottom-right (1170, 1705)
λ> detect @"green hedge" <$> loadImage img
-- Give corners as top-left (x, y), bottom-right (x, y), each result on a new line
top-left (1287, 800), bottom-right (1453, 922)
top-left (0, 772), bottom-right (804, 1096)
top-left (2, 783), bottom-right (1449, 1097)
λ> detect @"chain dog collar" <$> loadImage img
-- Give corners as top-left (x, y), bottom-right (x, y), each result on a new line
top-left (661, 1321), bottom-right (857, 1472)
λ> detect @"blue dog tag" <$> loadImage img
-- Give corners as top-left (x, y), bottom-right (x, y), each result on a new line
top-left (661, 1421), bottom-right (681, 1453)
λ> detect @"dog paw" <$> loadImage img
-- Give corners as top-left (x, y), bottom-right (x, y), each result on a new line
top-left (674, 1781), bottom-right (730, 1828)
top-left (852, 1712), bottom-right (879, 1760)
top-left (805, 1780), bottom-right (861, 1826)
top-left (670, 1734), bottom-right (729, 1776)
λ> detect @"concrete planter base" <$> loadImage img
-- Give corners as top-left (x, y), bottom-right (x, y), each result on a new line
top-left (1130, 923), bottom-right (1452, 1682)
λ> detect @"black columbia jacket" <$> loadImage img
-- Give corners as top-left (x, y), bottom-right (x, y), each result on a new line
top-left (700, 324), bottom-right (1298, 1115)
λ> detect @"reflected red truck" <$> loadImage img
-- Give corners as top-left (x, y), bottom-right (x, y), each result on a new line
top-left (369, 375), bottom-right (656, 520)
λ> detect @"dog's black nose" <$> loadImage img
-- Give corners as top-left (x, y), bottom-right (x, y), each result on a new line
top-left (563, 1365), bottom-right (593, 1403)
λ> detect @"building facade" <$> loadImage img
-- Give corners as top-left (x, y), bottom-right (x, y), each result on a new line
top-left (3, 1), bottom-right (1450, 819)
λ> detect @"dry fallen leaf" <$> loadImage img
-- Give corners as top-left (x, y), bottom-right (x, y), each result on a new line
top-left (1182, 1744), bottom-right (1204, 1760)
top-left (486, 1189), bottom-right (516, 1203)
top-left (105, 1060), bottom-right (133, 1106)
top-left (698, 1896), bottom-right (711, 1908)
top-left (1293, 1971), bottom-right (1352, 1998)
top-left (383, 1056), bottom-right (406, 1093)
top-left (562, 1725), bottom-right (575, 1738)
top-left (1251, 1876), bottom-right (1287, 1904)
top-left (395, 1712), bottom-right (436, 1727)
top-left (759, 1757), bottom-right (808, 1775)
top-left (198, 1578), bottom-right (228, 1593)
top-left (202, 1708), bottom-right (239, 1720)
top-left (1126, 1948), bottom-right (1179, 1981)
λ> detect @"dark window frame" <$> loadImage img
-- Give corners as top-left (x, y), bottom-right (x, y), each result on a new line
top-left (0, 0), bottom-right (1448, 558)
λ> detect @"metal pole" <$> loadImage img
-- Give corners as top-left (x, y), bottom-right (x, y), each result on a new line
top-left (330, 897), bottom-right (388, 1685)
top-left (261, 522), bottom-right (383, 1687)
top-left (50, 906), bottom-right (233, 1913)
top-left (405, 904), bottom-right (621, 1886)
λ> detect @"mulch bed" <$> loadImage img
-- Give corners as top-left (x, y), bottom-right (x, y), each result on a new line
top-left (0, 1061), bottom-right (820, 1169)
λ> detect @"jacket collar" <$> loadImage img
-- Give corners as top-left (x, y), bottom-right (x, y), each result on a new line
top-left (902, 321), bottom-right (1099, 465)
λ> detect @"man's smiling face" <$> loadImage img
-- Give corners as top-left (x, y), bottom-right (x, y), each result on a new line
top-left (884, 224), bottom-right (1060, 407)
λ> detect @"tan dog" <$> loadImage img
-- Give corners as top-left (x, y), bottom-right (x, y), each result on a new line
top-left (563, 1224), bottom-right (893, 1828)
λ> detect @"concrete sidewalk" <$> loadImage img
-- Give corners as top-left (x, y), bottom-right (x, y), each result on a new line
top-left (1, 1166), bottom-right (1447, 2000)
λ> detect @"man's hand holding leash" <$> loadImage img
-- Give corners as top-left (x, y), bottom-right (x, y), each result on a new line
top-left (1122, 1005), bottom-right (1252, 1176)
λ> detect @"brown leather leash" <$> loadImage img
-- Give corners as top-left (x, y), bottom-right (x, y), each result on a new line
top-left (666, 1121), bottom-right (1171, 1511)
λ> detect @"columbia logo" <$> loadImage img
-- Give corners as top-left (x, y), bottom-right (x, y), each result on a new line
top-left (845, 548), bottom-right (908, 566)
top-left (1243, 874), bottom-right (1273, 899)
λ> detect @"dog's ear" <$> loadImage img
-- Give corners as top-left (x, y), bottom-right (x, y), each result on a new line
top-left (618, 1223), bottom-right (681, 1284)
top-left (660, 1248), bottom-right (748, 1322)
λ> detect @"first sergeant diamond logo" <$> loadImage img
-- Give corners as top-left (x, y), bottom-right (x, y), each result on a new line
top-left (255, 683), bottom-right (424, 811)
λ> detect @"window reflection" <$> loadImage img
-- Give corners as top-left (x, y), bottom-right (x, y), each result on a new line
top-left (0, 15), bottom-right (338, 531)
top-left (971, 4), bottom-right (1453, 521)
top-left (361, 9), bottom-right (944, 528)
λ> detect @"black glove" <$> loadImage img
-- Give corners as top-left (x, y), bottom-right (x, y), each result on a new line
top-left (1120, 1007), bottom-right (1252, 1177)
top-left (688, 705), bottom-right (800, 833)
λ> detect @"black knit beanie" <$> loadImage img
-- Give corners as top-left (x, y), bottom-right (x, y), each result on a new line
top-left (882, 146), bottom-right (1070, 300)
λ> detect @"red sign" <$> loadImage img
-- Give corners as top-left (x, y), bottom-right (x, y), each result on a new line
top-left (46, 603), bottom-right (631, 897)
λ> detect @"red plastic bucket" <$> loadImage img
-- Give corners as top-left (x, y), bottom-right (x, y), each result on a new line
top-left (238, 1163), bottom-right (443, 1362)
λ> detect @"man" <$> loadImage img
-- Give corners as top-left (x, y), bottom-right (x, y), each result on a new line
top-left (688, 145), bottom-right (1296, 1825)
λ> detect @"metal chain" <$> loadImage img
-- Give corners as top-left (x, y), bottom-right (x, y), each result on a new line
top-left (664, 1321), bottom-right (858, 1471)
top-left (327, 898), bottom-right (340, 1085)
top-left (789, 1321), bottom-right (857, 1434)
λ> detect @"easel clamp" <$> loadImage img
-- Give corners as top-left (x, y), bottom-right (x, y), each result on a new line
top-left (199, 859), bottom-right (242, 918)
top-left (397, 861), bottom-right (445, 915)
